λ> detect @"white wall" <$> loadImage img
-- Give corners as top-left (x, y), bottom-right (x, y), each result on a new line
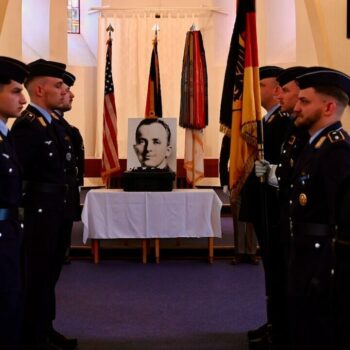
top-left (1, 0), bottom-right (350, 158)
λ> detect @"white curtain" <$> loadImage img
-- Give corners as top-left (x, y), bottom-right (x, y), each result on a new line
top-left (95, 11), bottom-right (213, 159)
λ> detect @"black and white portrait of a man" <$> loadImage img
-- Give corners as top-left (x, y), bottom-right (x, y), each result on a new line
top-left (127, 118), bottom-right (177, 172)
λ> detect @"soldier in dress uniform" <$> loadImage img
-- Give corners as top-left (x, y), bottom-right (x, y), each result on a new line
top-left (0, 57), bottom-right (28, 350)
top-left (52, 70), bottom-right (84, 266)
top-left (251, 66), bottom-right (308, 350)
top-left (285, 67), bottom-right (350, 350)
top-left (11, 59), bottom-right (77, 350)
top-left (241, 66), bottom-right (289, 348)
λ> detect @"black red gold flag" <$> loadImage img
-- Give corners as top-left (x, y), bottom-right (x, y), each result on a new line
top-left (145, 35), bottom-right (162, 118)
top-left (220, 0), bottom-right (262, 199)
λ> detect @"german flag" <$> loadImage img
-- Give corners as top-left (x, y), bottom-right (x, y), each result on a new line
top-left (145, 34), bottom-right (162, 118)
top-left (220, 0), bottom-right (262, 200)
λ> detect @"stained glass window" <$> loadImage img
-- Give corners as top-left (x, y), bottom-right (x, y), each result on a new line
top-left (67, 0), bottom-right (80, 34)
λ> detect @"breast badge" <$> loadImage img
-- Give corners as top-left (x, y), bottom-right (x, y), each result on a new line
top-left (299, 193), bottom-right (307, 206)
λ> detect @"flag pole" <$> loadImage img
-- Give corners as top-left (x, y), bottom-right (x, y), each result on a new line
top-left (101, 23), bottom-right (121, 187)
top-left (106, 23), bottom-right (114, 189)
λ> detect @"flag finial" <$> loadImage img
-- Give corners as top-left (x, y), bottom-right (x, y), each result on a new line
top-left (106, 24), bottom-right (114, 39)
top-left (152, 24), bottom-right (160, 43)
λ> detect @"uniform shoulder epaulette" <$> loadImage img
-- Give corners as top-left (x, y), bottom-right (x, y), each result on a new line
top-left (22, 111), bottom-right (47, 127)
top-left (22, 110), bottom-right (36, 122)
top-left (327, 129), bottom-right (346, 144)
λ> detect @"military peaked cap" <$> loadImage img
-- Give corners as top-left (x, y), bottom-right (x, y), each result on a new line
top-left (62, 71), bottom-right (76, 87)
top-left (277, 66), bottom-right (307, 87)
top-left (259, 66), bottom-right (284, 80)
top-left (296, 67), bottom-right (350, 102)
top-left (28, 59), bottom-right (66, 79)
top-left (0, 56), bottom-right (29, 84)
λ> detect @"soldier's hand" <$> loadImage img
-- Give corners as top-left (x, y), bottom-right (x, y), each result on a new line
top-left (255, 159), bottom-right (271, 177)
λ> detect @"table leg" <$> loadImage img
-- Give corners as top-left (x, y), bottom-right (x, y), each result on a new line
top-left (91, 239), bottom-right (100, 264)
top-left (142, 239), bottom-right (147, 264)
top-left (208, 237), bottom-right (214, 264)
top-left (155, 238), bottom-right (160, 264)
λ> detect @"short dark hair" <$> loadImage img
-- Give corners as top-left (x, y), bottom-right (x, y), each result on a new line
top-left (135, 118), bottom-right (171, 146)
top-left (314, 85), bottom-right (349, 108)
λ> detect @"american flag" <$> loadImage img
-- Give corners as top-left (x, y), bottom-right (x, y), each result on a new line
top-left (101, 37), bottom-right (120, 183)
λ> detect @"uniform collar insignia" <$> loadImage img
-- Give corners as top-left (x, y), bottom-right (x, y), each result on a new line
top-left (314, 136), bottom-right (327, 149)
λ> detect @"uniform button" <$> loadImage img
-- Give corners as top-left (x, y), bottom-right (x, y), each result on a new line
top-left (49, 153), bottom-right (53, 157)
top-left (0, 232), bottom-right (2, 237)
top-left (315, 243), bottom-right (320, 248)
top-left (278, 163), bottom-right (282, 167)
top-left (64, 200), bottom-right (67, 203)
top-left (277, 177), bottom-right (281, 181)
top-left (38, 208), bottom-right (43, 213)
top-left (290, 184), bottom-right (294, 188)
top-left (21, 223), bottom-right (24, 229)
top-left (331, 269), bottom-right (335, 275)
top-left (289, 200), bottom-right (293, 204)
top-left (302, 181), bottom-right (305, 185)
top-left (69, 145), bottom-right (72, 149)
top-left (8, 168), bottom-right (13, 173)
top-left (283, 150), bottom-right (286, 154)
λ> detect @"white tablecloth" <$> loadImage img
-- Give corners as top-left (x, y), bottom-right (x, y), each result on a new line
top-left (82, 189), bottom-right (222, 243)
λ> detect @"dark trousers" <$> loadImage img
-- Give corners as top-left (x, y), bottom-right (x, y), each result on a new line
top-left (333, 250), bottom-right (350, 350)
top-left (0, 221), bottom-right (23, 350)
top-left (287, 235), bottom-right (334, 350)
top-left (253, 219), bottom-right (288, 349)
top-left (22, 193), bottom-right (64, 348)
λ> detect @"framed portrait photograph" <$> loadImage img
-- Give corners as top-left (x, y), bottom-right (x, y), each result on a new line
top-left (127, 117), bottom-right (177, 172)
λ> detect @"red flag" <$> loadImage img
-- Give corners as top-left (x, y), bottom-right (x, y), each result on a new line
top-left (220, 0), bottom-right (262, 199)
top-left (145, 35), bottom-right (162, 118)
top-left (101, 37), bottom-right (121, 183)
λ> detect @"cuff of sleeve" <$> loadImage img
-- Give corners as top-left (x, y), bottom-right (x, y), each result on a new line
top-left (267, 164), bottom-right (279, 188)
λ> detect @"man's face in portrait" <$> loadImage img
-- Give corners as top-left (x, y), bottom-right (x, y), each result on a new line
top-left (134, 122), bottom-right (172, 169)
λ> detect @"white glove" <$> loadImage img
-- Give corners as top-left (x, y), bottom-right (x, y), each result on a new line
top-left (222, 185), bottom-right (229, 195)
top-left (254, 159), bottom-right (271, 178)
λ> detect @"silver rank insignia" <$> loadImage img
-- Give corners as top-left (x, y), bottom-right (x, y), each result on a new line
top-left (66, 152), bottom-right (72, 161)
top-left (299, 193), bottom-right (307, 206)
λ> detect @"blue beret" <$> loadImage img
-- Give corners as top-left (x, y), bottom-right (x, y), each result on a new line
top-left (62, 71), bottom-right (76, 87)
top-left (296, 67), bottom-right (350, 100)
top-left (276, 66), bottom-right (307, 87)
top-left (28, 59), bottom-right (66, 79)
top-left (0, 56), bottom-right (29, 84)
top-left (259, 66), bottom-right (284, 80)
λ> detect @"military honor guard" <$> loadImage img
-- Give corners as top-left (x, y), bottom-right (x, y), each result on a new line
top-left (0, 56), bottom-right (28, 350)
top-left (11, 59), bottom-right (77, 350)
top-left (286, 67), bottom-right (350, 350)
top-left (51, 70), bottom-right (84, 268)
top-left (244, 66), bottom-right (295, 349)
